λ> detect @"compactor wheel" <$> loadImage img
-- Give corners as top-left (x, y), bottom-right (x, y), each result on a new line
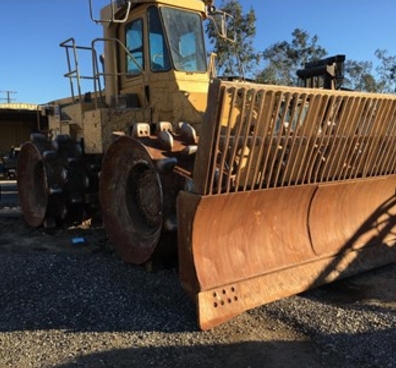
top-left (17, 141), bottom-right (50, 227)
top-left (17, 134), bottom-right (96, 228)
top-left (100, 136), bottom-right (163, 264)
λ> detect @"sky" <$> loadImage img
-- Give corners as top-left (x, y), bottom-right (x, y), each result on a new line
top-left (0, 0), bottom-right (395, 104)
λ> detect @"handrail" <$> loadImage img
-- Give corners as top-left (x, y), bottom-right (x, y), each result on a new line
top-left (60, 37), bottom-right (101, 104)
top-left (91, 37), bottom-right (146, 107)
top-left (60, 36), bottom-right (146, 109)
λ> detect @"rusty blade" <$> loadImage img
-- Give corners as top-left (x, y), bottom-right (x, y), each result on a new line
top-left (309, 176), bottom-right (396, 256)
top-left (196, 242), bottom-right (396, 330)
top-left (178, 176), bottom-right (396, 330)
top-left (178, 186), bottom-right (317, 329)
top-left (181, 186), bottom-right (317, 290)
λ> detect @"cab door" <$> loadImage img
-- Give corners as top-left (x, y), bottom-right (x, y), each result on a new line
top-left (118, 6), bottom-right (176, 121)
top-left (118, 7), bottom-right (148, 108)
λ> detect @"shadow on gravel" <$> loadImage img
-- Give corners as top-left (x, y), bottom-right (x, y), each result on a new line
top-left (52, 341), bottom-right (333, 368)
top-left (312, 264), bottom-right (396, 312)
top-left (0, 212), bottom-right (112, 252)
top-left (0, 208), bottom-right (200, 334)
top-left (0, 249), bottom-right (199, 333)
top-left (258, 301), bottom-right (396, 368)
top-left (0, 205), bottom-right (199, 334)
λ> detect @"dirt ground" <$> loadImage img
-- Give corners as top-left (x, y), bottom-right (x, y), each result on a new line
top-left (0, 180), bottom-right (395, 367)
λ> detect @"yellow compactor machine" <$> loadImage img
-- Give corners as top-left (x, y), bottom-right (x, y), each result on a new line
top-left (17, 0), bottom-right (396, 330)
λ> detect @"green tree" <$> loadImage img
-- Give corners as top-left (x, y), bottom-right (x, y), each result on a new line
top-left (342, 50), bottom-right (396, 93)
top-left (205, 0), bottom-right (260, 78)
top-left (374, 49), bottom-right (396, 92)
top-left (257, 28), bottom-right (327, 86)
top-left (343, 60), bottom-right (383, 92)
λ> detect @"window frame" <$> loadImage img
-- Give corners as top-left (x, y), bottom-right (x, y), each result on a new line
top-left (125, 17), bottom-right (145, 76)
top-left (147, 6), bottom-right (172, 73)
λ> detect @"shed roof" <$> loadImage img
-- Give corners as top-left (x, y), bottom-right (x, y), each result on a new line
top-left (0, 103), bottom-right (39, 111)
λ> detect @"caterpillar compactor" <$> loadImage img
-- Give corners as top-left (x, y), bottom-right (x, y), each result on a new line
top-left (17, 0), bottom-right (396, 330)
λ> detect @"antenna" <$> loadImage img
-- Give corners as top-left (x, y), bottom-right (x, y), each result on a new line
top-left (0, 90), bottom-right (17, 103)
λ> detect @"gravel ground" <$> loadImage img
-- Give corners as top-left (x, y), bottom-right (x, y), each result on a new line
top-left (0, 201), bottom-right (395, 367)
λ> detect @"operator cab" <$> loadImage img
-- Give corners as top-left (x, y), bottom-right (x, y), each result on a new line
top-left (125, 6), bottom-right (207, 74)
top-left (101, 1), bottom-right (210, 125)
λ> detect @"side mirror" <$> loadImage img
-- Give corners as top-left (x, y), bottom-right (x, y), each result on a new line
top-left (89, 0), bottom-right (131, 24)
top-left (209, 9), bottom-right (236, 43)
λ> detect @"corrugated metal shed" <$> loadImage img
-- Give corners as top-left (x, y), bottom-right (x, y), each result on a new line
top-left (0, 103), bottom-right (39, 111)
top-left (0, 103), bottom-right (48, 153)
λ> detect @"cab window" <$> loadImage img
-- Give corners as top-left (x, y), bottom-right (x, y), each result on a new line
top-left (125, 18), bottom-right (144, 74)
top-left (148, 7), bottom-right (171, 72)
top-left (161, 7), bottom-right (207, 72)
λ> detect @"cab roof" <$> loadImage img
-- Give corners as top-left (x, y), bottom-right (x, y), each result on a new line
top-left (101, 0), bottom-right (206, 22)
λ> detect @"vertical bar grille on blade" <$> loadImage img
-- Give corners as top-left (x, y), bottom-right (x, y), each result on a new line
top-left (195, 80), bottom-right (396, 196)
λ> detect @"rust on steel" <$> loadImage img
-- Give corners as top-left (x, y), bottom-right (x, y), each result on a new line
top-left (178, 79), bottom-right (396, 330)
top-left (17, 141), bottom-right (49, 227)
top-left (100, 134), bottom-right (194, 264)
